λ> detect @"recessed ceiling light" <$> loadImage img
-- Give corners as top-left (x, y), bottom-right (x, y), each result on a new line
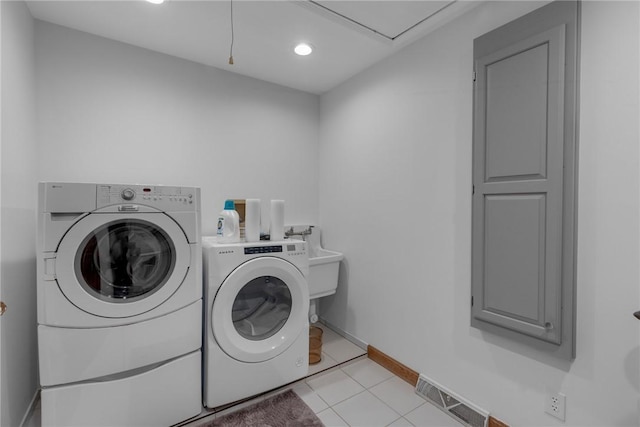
top-left (146, 0), bottom-right (165, 4)
top-left (294, 43), bottom-right (313, 56)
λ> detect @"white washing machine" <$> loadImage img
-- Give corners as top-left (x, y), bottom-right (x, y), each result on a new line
top-left (37, 182), bottom-right (203, 427)
top-left (202, 237), bottom-right (310, 408)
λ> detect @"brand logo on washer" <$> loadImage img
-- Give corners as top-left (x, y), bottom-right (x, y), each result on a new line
top-left (218, 249), bottom-right (235, 255)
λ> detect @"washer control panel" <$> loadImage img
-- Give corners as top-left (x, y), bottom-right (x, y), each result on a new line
top-left (202, 237), bottom-right (309, 276)
top-left (121, 188), bottom-right (136, 201)
top-left (244, 245), bottom-right (283, 255)
top-left (97, 184), bottom-right (197, 211)
top-left (243, 243), bottom-right (306, 257)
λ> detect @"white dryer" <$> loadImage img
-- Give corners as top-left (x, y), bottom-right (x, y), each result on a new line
top-left (37, 182), bottom-right (202, 427)
top-left (203, 237), bottom-right (310, 408)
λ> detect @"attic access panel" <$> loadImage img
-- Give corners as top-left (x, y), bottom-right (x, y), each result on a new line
top-left (311, 1), bottom-right (455, 40)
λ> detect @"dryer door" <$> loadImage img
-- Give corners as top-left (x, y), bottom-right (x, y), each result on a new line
top-left (211, 257), bottom-right (309, 363)
top-left (55, 212), bottom-right (191, 318)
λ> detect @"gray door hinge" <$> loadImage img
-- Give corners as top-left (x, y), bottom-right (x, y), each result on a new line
top-left (471, 296), bottom-right (474, 306)
top-left (473, 71), bottom-right (477, 82)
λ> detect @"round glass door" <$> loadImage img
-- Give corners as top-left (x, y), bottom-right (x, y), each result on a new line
top-left (55, 212), bottom-right (191, 318)
top-left (232, 276), bottom-right (292, 341)
top-left (75, 219), bottom-right (176, 303)
top-left (211, 257), bottom-right (309, 363)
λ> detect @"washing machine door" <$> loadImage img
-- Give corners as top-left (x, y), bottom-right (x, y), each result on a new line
top-left (211, 257), bottom-right (309, 363)
top-left (55, 212), bottom-right (191, 318)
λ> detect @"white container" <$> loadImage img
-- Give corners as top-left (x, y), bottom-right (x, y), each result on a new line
top-left (270, 200), bottom-right (284, 241)
top-left (307, 226), bottom-right (343, 299)
top-left (245, 199), bottom-right (261, 242)
top-left (216, 200), bottom-right (240, 243)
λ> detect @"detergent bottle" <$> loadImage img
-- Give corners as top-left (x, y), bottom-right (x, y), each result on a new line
top-left (216, 200), bottom-right (240, 243)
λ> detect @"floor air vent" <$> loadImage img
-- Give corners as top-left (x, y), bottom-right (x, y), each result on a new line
top-left (415, 374), bottom-right (489, 427)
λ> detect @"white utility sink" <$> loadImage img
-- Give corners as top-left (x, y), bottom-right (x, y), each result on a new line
top-left (307, 229), bottom-right (343, 300)
top-left (286, 225), bottom-right (343, 300)
top-left (309, 247), bottom-right (343, 266)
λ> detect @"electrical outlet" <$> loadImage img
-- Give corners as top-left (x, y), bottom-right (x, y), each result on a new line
top-left (545, 392), bottom-right (566, 421)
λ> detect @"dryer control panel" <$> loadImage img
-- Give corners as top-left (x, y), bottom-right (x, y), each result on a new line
top-left (97, 184), bottom-right (198, 212)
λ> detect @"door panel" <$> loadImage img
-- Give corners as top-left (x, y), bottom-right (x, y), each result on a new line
top-left (485, 43), bottom-right (549, 181)
top-left (473, 25), bottom-right (565, 345)
top-left (472, 0), bottom-right (578, 358)
top-left (481, 194), bottom-right (552, 339)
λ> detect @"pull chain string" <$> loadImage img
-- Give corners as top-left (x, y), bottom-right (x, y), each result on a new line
top-left (228, 0), bottom-right (234, 64)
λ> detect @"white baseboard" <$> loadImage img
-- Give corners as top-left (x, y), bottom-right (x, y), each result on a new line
top-left (319, 318), bottom-right (368, 350)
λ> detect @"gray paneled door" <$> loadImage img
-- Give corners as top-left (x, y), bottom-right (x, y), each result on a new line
top-left (471, 1), bottom-right (578, 359)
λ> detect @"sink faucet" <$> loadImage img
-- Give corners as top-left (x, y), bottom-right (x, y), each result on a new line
top-left (284, 226), bottom-right (314, 241)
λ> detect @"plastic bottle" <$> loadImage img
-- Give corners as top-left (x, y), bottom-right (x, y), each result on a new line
top-left (216, 200), bottom-right (240, 243)
top-left (270, 199), bottom-right (284, 241)
top-left (244, 198), bottom-right (261, 242)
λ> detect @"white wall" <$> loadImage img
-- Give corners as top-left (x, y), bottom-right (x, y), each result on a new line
top-left (9, 1), bottom-right (639, 425)
top-left (35, 21), bottom-right (320, 234)
top-left (319, 1), bottom-right (639, 426)
top-left (0, 1), bottom-right (39, 426)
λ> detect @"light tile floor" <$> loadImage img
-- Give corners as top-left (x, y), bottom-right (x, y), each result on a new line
top-left (185, 324), bottom-right (463, 427)
top-left (297, 357), bottom-right (463, 427)
top-left (27, 324), bottom-right (463, 427)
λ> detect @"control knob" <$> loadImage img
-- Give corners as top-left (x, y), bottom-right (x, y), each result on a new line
top-left (121, 188), bottom-right (136, 201)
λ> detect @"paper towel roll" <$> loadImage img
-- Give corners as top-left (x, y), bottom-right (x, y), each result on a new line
top-left (270, 200), bottom-right (284, 241)
top-left (245, 199), bottom-right (261, 242)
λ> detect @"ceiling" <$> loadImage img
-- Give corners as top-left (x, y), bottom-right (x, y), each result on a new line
top-left (26, 0), bottom-right (482, 94)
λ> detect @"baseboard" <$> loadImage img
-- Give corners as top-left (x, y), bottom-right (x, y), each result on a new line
top-left (367, 345), bottom-right (419, 386)
top-left (19, 388), bottom-right (40, 427)
top-left (488, 416), bottom-right (510, 427)
top-left (366, 345), bottom-right (509, 427)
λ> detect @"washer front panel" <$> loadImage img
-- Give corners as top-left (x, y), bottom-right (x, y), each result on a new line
top-left (211, 257), bottom-right (309, 363)
top-left (55, 212), bottom-right (191, 318)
